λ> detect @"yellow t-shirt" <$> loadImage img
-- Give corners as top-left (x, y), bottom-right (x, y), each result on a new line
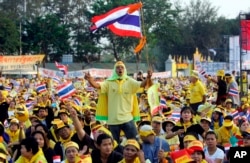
top-left (190, 80), bottom-right (206, 104)
top-left (161, 133), bottom-right (180, 146)
top-left (100, 78), bottom-right (140, 125)
top-left (6, 129), bottom-right (24, 143)
top-left (217, 125), bottom-right (241, 145)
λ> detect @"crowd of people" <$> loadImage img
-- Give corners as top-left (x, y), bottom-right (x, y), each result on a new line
top-left (0, 61), bottom-right (249, 163)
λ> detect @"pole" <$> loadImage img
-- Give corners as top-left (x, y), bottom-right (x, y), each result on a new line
top-left (19, 22), bottom-right (22, 55)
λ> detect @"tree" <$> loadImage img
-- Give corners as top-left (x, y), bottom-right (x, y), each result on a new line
top-left (0, 13), bottom-right (19, 54)
top-left (175, 0), bottom-right (220, 59)
top-left (22, 14), bottom-right (71, 61)
top-left (140, 0), bottom-right (182, 70)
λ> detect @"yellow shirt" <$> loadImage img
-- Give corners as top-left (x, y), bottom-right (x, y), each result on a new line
top-left (6, 129), bottom-right (24, 143)
top-left (160, 133), bottom-right (180, 146)
top-left (100, 78), bottom-right (140, 125)
top-left (190, 80), bottom-right (206, 104)
top-left (15, 148), bottom-right (47, 163)
top-left (217, 125), bottom-right (241, 145)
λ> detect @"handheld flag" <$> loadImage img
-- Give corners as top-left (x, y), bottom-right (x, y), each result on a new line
top-left (90, 2), bottom-right (143, 38)
top-left (36, 84), bottom-right (47, 93)
top-left (55, 62), bottom-right (68, 75)
top-left (228, 88), bottom-right (239, 96)
top-left (57, 82), bottom-right (76, 100)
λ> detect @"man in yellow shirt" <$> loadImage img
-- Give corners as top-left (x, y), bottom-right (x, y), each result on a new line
top-left (189, 70), bottom-right (206, 115)
top-left (217, 115), bottom-right (241, 146)
top-left (85, 61), bottom-right (152, 142)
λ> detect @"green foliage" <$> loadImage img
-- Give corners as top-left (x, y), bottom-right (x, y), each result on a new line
top-left (0, 13), bottom-right (19, 54)
top-left (22, 14), bottom-right (70, 60)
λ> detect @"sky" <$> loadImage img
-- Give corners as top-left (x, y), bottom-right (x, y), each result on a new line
top-left (173, 0), bottom-right (250, 18)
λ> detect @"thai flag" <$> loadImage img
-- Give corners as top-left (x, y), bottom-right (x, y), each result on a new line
top-left (160, 97), bottom-right (167, 106)
top-left (90, 2), bottom-right (142, 38)
top-left (199, 69), bottom-right (206, 76)
top-left (86, 87), bottom-right (95, 92)
top-left (228, 88), bottom-right (239, 96)
top-left (4, 85), bottom-right (12, 91)
top-left (55, 62), bottom-right (68, 75)
top-left (36, 84), bottom-right (47, 93)
top-left (231, 110), bottom-right (239, 120)
top-left (57, 82), bottom-right (76, 100)
top-left (171, 112), bottom-right (180, 122)
top-left (52, 76), bottom-right (61, 84)
top-left (73, 97), bottom-right (82, 106)
top-left (26, 100), bottom-right (34, 110)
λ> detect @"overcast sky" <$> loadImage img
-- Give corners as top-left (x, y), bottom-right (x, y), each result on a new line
top-left (172, 0), bottom-right (250, 18)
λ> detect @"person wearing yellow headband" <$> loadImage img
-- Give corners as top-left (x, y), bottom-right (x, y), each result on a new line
top-left (62, 141), bottom-right (92, 163)
top-left (85, 61), bottom-right (153, 143)
top-left (119, 139), bottom-right (146, 163)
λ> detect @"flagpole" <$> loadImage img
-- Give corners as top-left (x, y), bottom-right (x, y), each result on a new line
top-left (138, 0), bottom-right (150, 69)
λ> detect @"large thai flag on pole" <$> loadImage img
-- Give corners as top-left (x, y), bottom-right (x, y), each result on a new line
top-left (90, 2), bottom-right (143, 38)
top-left (57, 82), bottom-right (76, 100)
top-left (36, 84), bottom-right (47, 93)
top-left (55, 62), bottom-right (68, 75)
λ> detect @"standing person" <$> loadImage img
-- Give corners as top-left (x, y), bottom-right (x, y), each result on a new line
top-left (189, 70), bottom-right (206, 114)
top-left (205, 70), bottom-right (227, 105)
top-left (224, 73), bottom-right (240, 107)
top-left (0, 91), bottom-right (9, 124)
top-left (84, 61), bottom-right (152, 142)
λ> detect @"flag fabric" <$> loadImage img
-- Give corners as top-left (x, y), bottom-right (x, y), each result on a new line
top-left (26, 100), bottom-right (34, 110)
top-left (171, 112), bottom-right (180, 122)
top-left (52, 76), bottom-right (61, 84)
top-left (4, 85), bottom-right (12, 91)
top-left (160, 97), bottom-right (167, 106)
top-left (228, 88), bottom-right (239, 96)
top-left (90, 2), bottom-right (142, 38)
top-left (73, 97), bottom-right (82, 106)
top-left (231, 110), bottom-right (239, 120)
top-left (147, 84), bottom-right (160, 115)
top-left (36, 84), bottom-right (47, 93)
top-left (199, 69), bottom-right (206, 76)
top-left (57, 82), bottom-right (76, 100)
top-left (55, 62), bottom-right (68, 75)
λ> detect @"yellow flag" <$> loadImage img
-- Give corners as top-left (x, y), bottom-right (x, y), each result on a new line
top-left (147, 84), bottom-right (160, 115)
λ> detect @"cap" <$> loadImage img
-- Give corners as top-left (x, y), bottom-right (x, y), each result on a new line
top-left (152, 116), bottom-right (163, 123)
top-left (217, 70), bottom-right (225, 77)
top-left (10, 118), bottom-right (19, 124)
top-left (223, 119), bottom-right (233, 127)
top-left (225, 99), bottom-right (233, 104)
top-left (200, 117), bottom-right (211, 123)
top-left (56, 120), bottom-right (69, 131)
top-left (187, 140), bottom-right (204, 152)
top-left (64, 141), bottom-right (79, 151)
top-left (183, 135), bottom-right (197, 142)
top-left (191, 70), bottom-right (199, 79)
top-left (139, 125), bottom-right (155, 137)
top-left (124, 139), bottom-right (140, 150)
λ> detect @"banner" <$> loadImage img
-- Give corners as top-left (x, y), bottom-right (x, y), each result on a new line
top-left (0, 55), bottom-right (44, 70)
top-left (39, 68), bottom-right (112, 78)
top-left (147, 84), bottom-right (160, 115)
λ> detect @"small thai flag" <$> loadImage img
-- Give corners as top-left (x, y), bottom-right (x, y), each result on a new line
top-left (86, 87), bottom-right (95, 92)
top-left (228, 88), bottom-right (239, 96)
top-left (160, 97), bottom-right (167, 106)
top-left (231, 110), bottom-right (239, 120)
top-left (55, 62), bottom-right (68, 75)
top-left (57, 82), bottom-right (76, 100)
top-left (36, 84), bottom-right (47, 93)
top-left (73, 97), bottom-right (82, 106)
top-left (52, 76), bottom-right (61, 84)
top-left (199, 69), bottom-right (206, 76)
top-left (4, 85), bottom-right (12, 91)
top-left (171, 112), bottom-right (180, 122)
top-left (26, 100), bottom-right (34, 110)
